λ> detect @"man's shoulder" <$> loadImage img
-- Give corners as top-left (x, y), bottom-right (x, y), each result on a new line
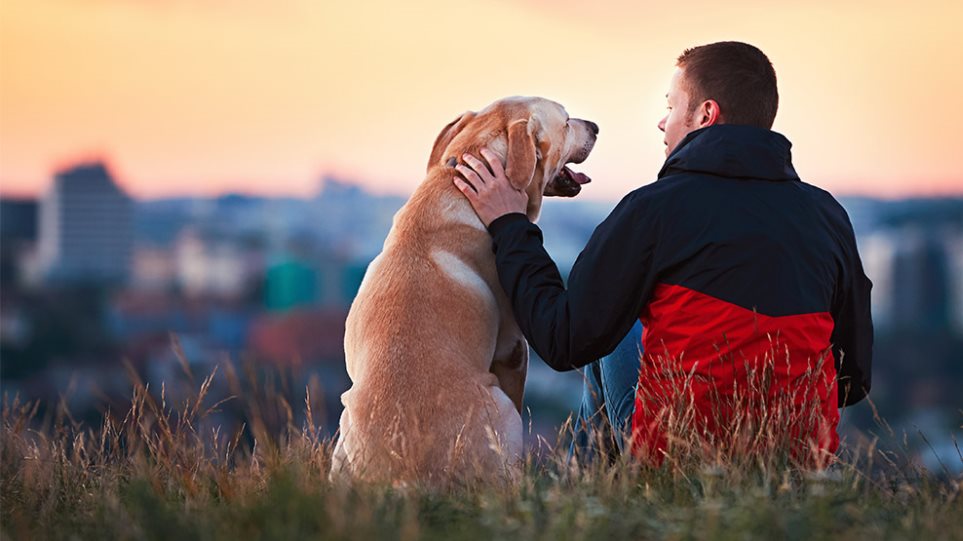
top-left (604, 175), bottom-right (725, 231)
top-left (794, 180), bottom-right (854, 225)
top-left (607, 178), bottom-right (685, 223)
top-left (622, 173), bottom-right (854, 226)
top-left (621, 175), bottom-right (695, 205)
top-left (622, 173), bottom-right (727, 216)
top-left (795, 178), bottom-right (836, 201)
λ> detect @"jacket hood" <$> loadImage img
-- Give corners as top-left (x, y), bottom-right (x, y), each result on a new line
top-left (657, 124), bottom-right (799, 182)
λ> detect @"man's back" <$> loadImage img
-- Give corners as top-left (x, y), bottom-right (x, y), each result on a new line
top-left (620, 125), bottom-right (873, 462)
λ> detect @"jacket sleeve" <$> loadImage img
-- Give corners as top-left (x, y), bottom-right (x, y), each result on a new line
top-left (486, 191), bottom-right (658, 371)
top-left (829, 206), bottom-right (874, 406)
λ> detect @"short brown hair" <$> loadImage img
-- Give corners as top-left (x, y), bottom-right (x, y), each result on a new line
top-left (677, 41), bottom-right (778, 129)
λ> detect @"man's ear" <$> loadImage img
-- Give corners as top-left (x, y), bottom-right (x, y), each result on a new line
top-left (697, 99), bottom-right (722, 128)
top-left (504, 118), bottom-right (537, 190)
top-left (428, 111), bottom-right (475, 172)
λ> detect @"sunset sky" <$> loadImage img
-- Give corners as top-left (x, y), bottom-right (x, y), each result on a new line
top-left (1, 0), bottom-right (961, 201)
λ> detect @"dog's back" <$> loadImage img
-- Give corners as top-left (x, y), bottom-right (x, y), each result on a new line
top-left (332, 170), bottom-right (521, 486)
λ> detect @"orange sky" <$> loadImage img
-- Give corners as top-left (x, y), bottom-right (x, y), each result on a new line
top-left (1, 0), bottom-right (961, 201)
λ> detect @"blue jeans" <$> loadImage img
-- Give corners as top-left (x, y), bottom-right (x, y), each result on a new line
top-left (570, 320), bottom-right (643, 461)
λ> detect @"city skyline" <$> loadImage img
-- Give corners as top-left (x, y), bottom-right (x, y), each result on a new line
top-left (2, 0), bottom-right (962, 200)
top-left (4, 159), bottom-right (960, 204)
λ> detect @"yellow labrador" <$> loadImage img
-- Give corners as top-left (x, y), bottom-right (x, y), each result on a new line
top-left (332, 96), bottom-right (598, 486)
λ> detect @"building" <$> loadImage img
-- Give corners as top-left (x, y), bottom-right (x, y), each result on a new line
top-left (941, 229), bottom-right (963, 333)
top-left (131, 245), bottom-right (178, 292)
top-left (34, 162), bottom-right (133, 285)
top-left (883, 227), bottom-right (954, 332)
top-left (174, 227), bottom-right (263, 299)
top-left (0, 198), bottom-right (38, 286)
top-left (860, 229), bottom-right (898, 329)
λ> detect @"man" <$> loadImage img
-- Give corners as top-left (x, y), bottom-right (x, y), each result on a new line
top-left (452, 41), bottom-right (873, 466)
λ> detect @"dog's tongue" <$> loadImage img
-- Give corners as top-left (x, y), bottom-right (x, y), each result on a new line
top-left (564, 165), bottom-right (591, 185)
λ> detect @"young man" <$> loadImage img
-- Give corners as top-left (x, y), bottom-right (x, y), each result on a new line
top-left (453, 42), bottom-right (873, 465)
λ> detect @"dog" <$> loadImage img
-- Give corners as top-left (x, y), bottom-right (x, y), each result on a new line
top-left (331, 96), bottom-right (598, 486)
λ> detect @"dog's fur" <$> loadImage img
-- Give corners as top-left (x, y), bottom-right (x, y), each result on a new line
top-left (331, 97), bottom-right (597, 486)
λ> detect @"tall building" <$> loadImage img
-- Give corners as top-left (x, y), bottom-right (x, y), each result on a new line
top-left (35, 162), bottom-right (133, 284)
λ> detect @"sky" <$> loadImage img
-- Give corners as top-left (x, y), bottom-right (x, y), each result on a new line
top-left (1, 0), bottom-right (961, 201)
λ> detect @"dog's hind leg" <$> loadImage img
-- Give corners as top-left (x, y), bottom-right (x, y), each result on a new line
top-left (484, 384), bottom-right (524, 480)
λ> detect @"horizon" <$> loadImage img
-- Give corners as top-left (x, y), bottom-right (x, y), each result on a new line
top-left (2, 0), bottom-right (962, 200)
top-left (3, 169), bottom-right (961, 204)
top-left (1, 153), bottom-right (961, 202)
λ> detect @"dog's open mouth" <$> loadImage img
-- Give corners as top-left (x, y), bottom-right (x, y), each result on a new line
top-left (545, 165), bottom-right (591, 197)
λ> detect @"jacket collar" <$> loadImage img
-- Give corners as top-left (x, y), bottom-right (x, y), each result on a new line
top-left (657, 124), bottom-right (799, 182)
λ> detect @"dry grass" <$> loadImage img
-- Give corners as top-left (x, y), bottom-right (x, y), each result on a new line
top-left (1, 354), bottom-right (961, 540)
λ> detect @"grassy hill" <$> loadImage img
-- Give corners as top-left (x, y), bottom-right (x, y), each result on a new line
top-left (2, 365), bottom-right (961, 540)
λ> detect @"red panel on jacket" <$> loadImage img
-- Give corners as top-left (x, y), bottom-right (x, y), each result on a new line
top-left (631, 283), bottom-right (839, 466)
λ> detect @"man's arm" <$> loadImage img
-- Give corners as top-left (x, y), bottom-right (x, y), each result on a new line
top-left (830, 207), bottom-right (874, 406)
top-left (453, 150), bottom-right (656, 370)
top-left (454, 149), bottom-right (659, 371)
top-left (486, 196), bottom-right (658, 371)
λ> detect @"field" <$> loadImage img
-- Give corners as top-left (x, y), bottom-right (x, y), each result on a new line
top-left (2, 362), bottom-right (961, 541)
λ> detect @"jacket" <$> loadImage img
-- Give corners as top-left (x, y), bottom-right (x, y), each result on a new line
top-left (487, 124), bottom-right (874, 458)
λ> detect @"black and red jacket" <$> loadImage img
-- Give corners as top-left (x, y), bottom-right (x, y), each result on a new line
top-left (488, 124), bottom-right (873, 458)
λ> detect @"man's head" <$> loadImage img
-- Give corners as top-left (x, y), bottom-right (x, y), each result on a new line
top-left (658, 41), bottom-right (779, 156)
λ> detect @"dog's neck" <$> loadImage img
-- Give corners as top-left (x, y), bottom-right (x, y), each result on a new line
top-left (389, 168), bottom-right (492, 246)
top-left (435, 186), bottom-right (489, 234)
top-left (396, 164), bottom-right (543, 254)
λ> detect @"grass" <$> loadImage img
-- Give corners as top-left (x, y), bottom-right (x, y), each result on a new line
top-left (1, 356), bottom-right (961, 541)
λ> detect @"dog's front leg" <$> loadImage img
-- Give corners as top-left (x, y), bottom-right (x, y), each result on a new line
top-left (490, 338), bottom-right (528, 414)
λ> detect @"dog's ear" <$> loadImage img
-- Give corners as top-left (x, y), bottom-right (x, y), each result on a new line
top-left (504, 118), bottom-right (537, 190)
top-left (428, 111), bottom-right (475, 172)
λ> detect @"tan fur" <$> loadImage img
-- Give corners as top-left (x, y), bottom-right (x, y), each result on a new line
top-left (332, 97), bottom-right (597, 487)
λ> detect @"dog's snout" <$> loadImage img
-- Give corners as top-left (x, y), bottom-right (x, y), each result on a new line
top-left (584, 120), bottom-right (600, 135)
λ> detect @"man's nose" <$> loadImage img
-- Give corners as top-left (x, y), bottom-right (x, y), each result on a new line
top-left (658, 117), bottom-right (666, 132)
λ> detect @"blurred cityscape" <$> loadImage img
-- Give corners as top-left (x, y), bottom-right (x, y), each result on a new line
top-left (1, 161), bottom-right (961, 466)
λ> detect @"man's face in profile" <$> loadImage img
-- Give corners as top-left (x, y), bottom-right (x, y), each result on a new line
top-left (658, 68), bottom-right (697, 157)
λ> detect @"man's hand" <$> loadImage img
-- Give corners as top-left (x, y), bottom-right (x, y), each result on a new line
top-left (452, 148), bottom-right (529, 228)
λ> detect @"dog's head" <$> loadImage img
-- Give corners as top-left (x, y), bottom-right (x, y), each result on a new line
top-left (429, 96), bottom-right (598, 217)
